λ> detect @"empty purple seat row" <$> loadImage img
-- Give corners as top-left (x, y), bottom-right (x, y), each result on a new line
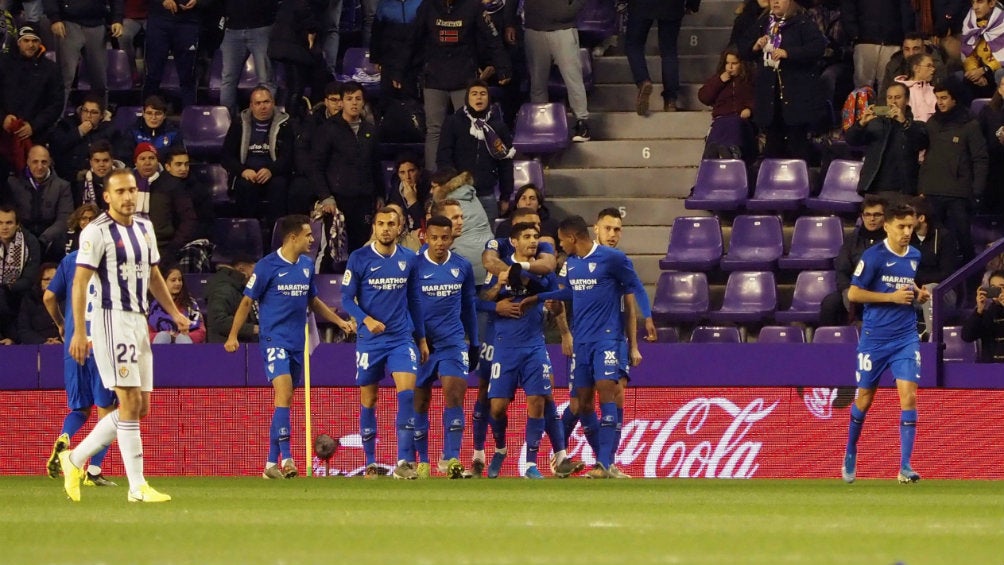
top-left (688, 325), bottom-right (859, 343)
top-left (660, 215), bottom-right (844, 272)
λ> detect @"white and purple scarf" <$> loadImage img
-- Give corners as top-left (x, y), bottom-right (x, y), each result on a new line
top-left (0, 228), bottom-right (26, 286)
top-left (961, 4), bottom-right (1004, 61)
top-left (463, 106), bottom-right (515, 160)
top-left (764, 13), bottom-right (789, 70)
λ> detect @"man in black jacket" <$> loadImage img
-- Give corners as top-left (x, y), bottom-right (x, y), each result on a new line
top-left (308, 81), bottom-right (382, 253)
top-left (0, 26), bottom-right (63, 146)
top-left (845, 82), bottom-right (928, 197)
top-left (43, 0), bottom-right (124, 107)
top-left (149, 146), bottom-right (199, 263)
top-left (961, 270), bottom-right (1004, 363)
top-left (819, 195), bottom-right (887, 325)
top-left (144, 0), bottom-right (211, 108)
top-left (47, 93), bottom-right (124, 183)
top-left (918, 80), bottom-right (988, 262)
top-left (627, 0), bottom-right (701, 115)
top-left (205, 255), bottom-right (259, 343)
top-left (221, 86), bottom-right (293, 240)
top-left (909, 196), bottom-right (958, 339)
top-left (841, 0), bottom-right (915, 89)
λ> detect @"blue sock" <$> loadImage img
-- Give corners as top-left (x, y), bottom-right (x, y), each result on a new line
top-left (444, 406), bottom-right (464, 460)
top-left (615, 406), bottom-right (624, 453)
top-left (274, 407), bottom-right (291, 461)
top-left (525, 417), bottom-right (545, 465)
top-left (846, 404), bottom-right (866, 457)
top-left (396, 390), bottom-right (415, 463)
top-left (414, 411), bottom-right (430, 463)
top-left (900, 409), bottom-right (917, 470)
top-left (544, 398), bottom-right (566, 452)
top-left (90, 445), bottom-right (110, 468)
top-left (598, 402), bottom-right (617, 467)
top-left (580, 410), bottom-right (600, 459)
top-left (267, 412), bottom-right (280, 464)
top-left (489, 413), bottom-right (507, 450)
top-left (561, 406), bottom-right (579, 445)
top-left (360, 405), bottom-right (377, 466)
top-left (60, 410), bottom-right (88, 438)
top-left (472, 398), bottom-right (488, 451)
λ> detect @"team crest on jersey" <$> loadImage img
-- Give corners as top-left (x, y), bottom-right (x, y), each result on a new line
top-left (303, 268), bottom-right (310, 278)
top-left (81, 240), bottom-right (92, 252)
top-left (342, 270), bottom-right (352, 285)
top-left (398, 261), bottom-right (407, 271)
top-left (559, 264), bottom-right (567, 277)
top-left (910, 261), bottom-right (918, 271)
top-left (118, 365), bottom-right (129, 378)
top-left (268, 363), bottom-right (275, 373)
top-left (451, 268), bottom-right (460, 278)
top-left (487, 239), bottom-right (499, 250)
top-left (588, 262), bottom-right (597, 273)
top-left (246, 273), bottom-right (257, 289)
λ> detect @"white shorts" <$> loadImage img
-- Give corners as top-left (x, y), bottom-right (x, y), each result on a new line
top-left (90, 309), bottom-right (154, 392)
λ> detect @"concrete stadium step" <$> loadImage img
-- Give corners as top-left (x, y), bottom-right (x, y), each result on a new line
top-left (589, 111), bottom-right (711, 140)
top-left (588, 83), bottom-right (704, 112)
top-left (594, 55), bottom-right (720, 84)
top-left (550, 139), bottom-right (705, 168)
top-left (548, 197), bottom-right (692, 226)
top-left (616, 226), bottom-right (672, 255)
top-left (605, 26), bottom-right (733, 57)
top-left (544, 167), bottom-right (700, 198)
top-left (631, 255), bottom-right (663, 287)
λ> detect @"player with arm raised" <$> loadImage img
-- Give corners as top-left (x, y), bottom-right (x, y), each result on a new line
top-left (341, 208), bottom-right (428, 479)
top-left (225, 215), bottom-right (355, 479)
top-left (842, 202), bottom-right (929, 484)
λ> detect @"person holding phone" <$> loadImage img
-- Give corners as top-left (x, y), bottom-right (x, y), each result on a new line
top-left (961, 269), bottom-right (1004, 363)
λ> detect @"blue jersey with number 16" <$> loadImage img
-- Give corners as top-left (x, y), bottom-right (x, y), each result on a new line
top-left (851, 240), bottom-right (922, 343)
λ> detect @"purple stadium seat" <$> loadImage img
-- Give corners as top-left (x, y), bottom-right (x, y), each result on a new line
top-left (181, 105), bottom-right (231, 158)
top-left (971, 215), bottom-right (1004, 249)
top-left (943, 326), bottom-right (977, 362)
top-left (806, 159), bottom-right (863, 214)
top-left (774, 270), bottom-right (837, 324)
top-left (690, 326), bottom-right (742, 343)
top-left (971, 98), bottom-right (991, 116)
top-left (512, 103), bottom-right (570, 155)
top-left (314, 274), bottom-right (348, 317)
top-left (656, 327), bottom-right (680, 343)
top-left (758, 326), bottom-right (805, 343)
top-left (707, 271), bottom-right (777, 323)
top-left (191, 163), bottom-right (231, 206)
top-left (812, 326), bottom-right (859, 344)
top-left (719, 215), bottom-right (783, 271)
top-left (342, 47), bottom-right (379, 76)
top-left (576, 0), bottom-right (617, 44)
top-left (548, 48), bottom-right (595, 98)
top-left (778, 216), bottom-right (843, 270)
top-left (111, 106), bottom-right (142, 134)
top-left (513, 159), bottom-right (545, 192)
top-left (183, 273), bottom-right (211, 311)
top-left (651, 271), bottom-right (710, 324)
top-left (212, 218), bottom-right (263, 265)
top-left (746, 159), bottom-right (810, 211)
top-left (659, 216), bottom-right (723, 271)
top-left (269, 219), bottom-right (323, 260)
top-left (77, 49), bottom-right (133, 92)
top-left (207, 51), bottom-right (259, 101)
top-left (684, 159), bottom-right (748, 211)
top-left (160, 56), bottom-right (181, 95)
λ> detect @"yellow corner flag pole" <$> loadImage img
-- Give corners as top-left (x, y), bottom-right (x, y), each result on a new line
top-left (304, 322), bottom-right (312, 477)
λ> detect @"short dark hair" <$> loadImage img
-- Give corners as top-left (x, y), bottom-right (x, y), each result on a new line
top-left (885, 82), bottom-right (910, 100)
top-left (0, 204), bottom-right (18, 221)
top-left (885, 202), bottom-right (917, 221)
top-left (162, 144), bottom-right (188, 164)
top-left (89, 139), bottom-right (113, 157)
top-left (430, 167), bottom-right (458, 186)
top-left (861, 195), bottom-right (887, 211)
top-left (373, 206), bottom-right (400, 221)
top-left (903, 32), bottom-right (927, 43)
top-left (426, 215), bottom-right (453, 231)
top-left (395, 152), bottom-right (422, 174)
top-left (557, 215), bottom-right (590, 238)
top-left (430, 199), bottom-right (462, 216)
top-left (231, 253), bottom-right (259, 266)
top-left (250, 85), bottom-right (273, 101)
top-left (510, 207), bottom-right (540, 222)
top-left (143, 95), bottom-right (168, 112)
top-left (80, 92), bottom-right (104, 111)
top-left (105, 168), bottom-right (136, 190)
top-left (510, 221), bottom-right (539, 238)
top-left (340, 81), bottom-right (365, 98)
top-left (988, 269), bottom-right (1004, 282)
top-left (324, 81), bottom-right (342, 97)
top-left (907, 196), bottom-right (931, 218)
top-left (932, 78), bottom-right (963, 101)
top-left (596, 207), bottom-right (622, 221)
top-left (278, 214), bottom-right (310, 242)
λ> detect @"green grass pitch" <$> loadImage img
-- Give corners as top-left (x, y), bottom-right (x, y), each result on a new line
top-left (3, 477), bottom-right (1003, 565)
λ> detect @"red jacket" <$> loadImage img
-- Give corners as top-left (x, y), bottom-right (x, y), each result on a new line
top-left (698, 74), bottom-right (755, 119)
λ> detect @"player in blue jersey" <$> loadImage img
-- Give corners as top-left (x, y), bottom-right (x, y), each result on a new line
top-left (842, 202), bottom-right (929, 484)
top-left (481, 222), bottom-right (577, 479)
top-left (225, 214), bottom-right (355, 480)
top-left (411, 215), bottom-right (479, 479)
top-left (42, 249), bottom-right (117, 487)
top-left (522, 215), bottom-right (647, 479)
top-left (558, 208), bottom-right (656, 478)
top-left (342, 208), bottom-right (428, 480)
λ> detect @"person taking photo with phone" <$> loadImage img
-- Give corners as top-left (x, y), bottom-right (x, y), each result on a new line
top-left (961, 269), bottom-right (1004, 363)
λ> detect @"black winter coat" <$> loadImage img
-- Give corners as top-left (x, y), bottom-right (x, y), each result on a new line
top-left (371, 0), bottom-right (423, 89)
top-left (840, 0), bottom-right (915, 45)
top-left (0, 49), bottom-right (64, 140)
top-left (43, 0), bottom-right (123, 26)
top-left (834, 225), bottom-right (884, 291)
top-left (48, 117), bottom-right (123, 181)
top-left (918, 106), bottom-right (988, 201)
top-left (309, 115), bottom-right (382, 200)
top-left (436, 107), bottom-right (514, 200)
top-left (411, 0), bottom-right (511, 91)
top-left (910, 227), bottom-right (958, 287)
top-left (977, 103), bottom-right (1004, 214)
top-left (739, 11), bottom-right (825, 129)
top-left (268, 0), bottom-right (318, 66)
top-left (205, 266), bottom-right (258, 343)
top-left (845, 112), bottom-right (928, 195)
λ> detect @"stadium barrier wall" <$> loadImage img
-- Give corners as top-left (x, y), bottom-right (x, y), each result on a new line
top-left (3, 344), bottom-right (1002, 478)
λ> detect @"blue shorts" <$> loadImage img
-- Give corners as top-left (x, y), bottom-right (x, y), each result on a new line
top-left (487, 347), bottom-right (553, 400)
top-left (570, 339), bottom-right (623, 393)
top-left (64, 355), bottom-right (116, 410)
top-left (355, 341), bottom-right (419, 386)
top-left (855, 337), bottom-right (920, 389)
top-left (418, 344), bottom-right (469, 387)
top-left (261, 346), bottom-right (304, 387)
top-left (618, 338), bottom-right (631, 381)
top-left (477, 342), bottom-right (496, 382)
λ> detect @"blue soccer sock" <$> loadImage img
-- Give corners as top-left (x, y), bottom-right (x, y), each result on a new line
top-left (267, 412), bottom-right (281, 464)
top-left (598, 402), bottom-right (618, 468)
top-left (360, 405), bottom-right (377, 466)
top-left (846, 404), bottom-right (867, 457)
top-left (472, 398), bottom-right (488, 451)
top-left (525, 417), bottom-right (545, 466)
top-left (561, 406), bottom-right (580, 445)
top-left (615, 406), bottom-right (624, 452)
top-left (544, 398), bottom-right (566, 452)
top-left (489, 413), bottom-right (508, 450)
top-left (414, 411), bottom-right (430, 464)
top-left (396, 390), bottom-right (415, 463)
top-left (900, 409), bottom-right (917, 470)
top-left (60, 409), bottom-right (88, 438)
top-left (579, 410), bottom-right (600, 460)
top-left (89, 444), bottom-right (110, 469)
top-left (274, 407), bottom-right (291, 461)
top-left (444, 406), bottom-right (464, 461)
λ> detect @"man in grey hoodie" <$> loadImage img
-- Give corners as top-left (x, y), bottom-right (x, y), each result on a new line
top-left (430, 168), bottom-right (492, 282)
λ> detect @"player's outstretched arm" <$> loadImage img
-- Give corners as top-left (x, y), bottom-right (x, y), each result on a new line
top-left (225, 296), bottom-right (255, 353)
top-left (69, 265), bottom-right (95, 365)
top-left (552, 302), bottom-right (573, 356)
top-left (309, 296), bottom-right (356, 334)
top-left (150, 265), bottom-right (192, 333)
top-left (42, 289), bottom-right (64, 339)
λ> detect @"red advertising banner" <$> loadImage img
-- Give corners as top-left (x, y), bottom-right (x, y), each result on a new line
top-left (7, 387), bottom-right (1003, 479)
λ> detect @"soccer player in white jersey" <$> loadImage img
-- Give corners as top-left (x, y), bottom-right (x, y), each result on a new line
top-left (59, 169), bottom-right (190, 503)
